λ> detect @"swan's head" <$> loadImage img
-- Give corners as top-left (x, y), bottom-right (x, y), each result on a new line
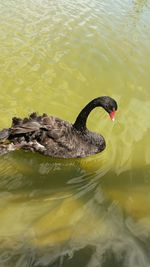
top-left (99, 96), bottom-right (118, 121)
top-left (73, 96), bottom-right (118, 132)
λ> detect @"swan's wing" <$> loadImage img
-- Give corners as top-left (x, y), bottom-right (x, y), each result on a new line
top-left (41, 116), bottom-right (73, 140)
top-left (41, 125), bottom-right (79, 154)
top-left (11, 121), bottom-right (42, 134)
top-left (10, 116), bottom-right (72, 140)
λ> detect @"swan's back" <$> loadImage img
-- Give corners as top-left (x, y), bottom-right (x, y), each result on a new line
top-left (4, 112), bottom-right (104, 158)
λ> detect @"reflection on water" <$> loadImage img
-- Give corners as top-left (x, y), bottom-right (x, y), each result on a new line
top-left (0, 0), bottom-right (150, 266)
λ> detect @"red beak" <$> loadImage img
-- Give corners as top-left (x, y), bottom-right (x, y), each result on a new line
top-left (109, 111), bottom-right (116, 121)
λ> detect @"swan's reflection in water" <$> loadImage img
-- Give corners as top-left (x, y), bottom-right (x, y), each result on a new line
top-left (0, 150), bottom-right (150, 267)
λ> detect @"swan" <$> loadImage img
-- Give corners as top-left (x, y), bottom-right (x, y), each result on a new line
top-left (0, 96), bottom-right (117, 158)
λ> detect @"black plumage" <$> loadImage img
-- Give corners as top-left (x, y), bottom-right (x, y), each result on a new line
top-left (0, 96), bottom-right (117, 158)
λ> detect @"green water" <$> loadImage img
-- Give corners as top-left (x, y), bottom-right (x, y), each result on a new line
top-left (0, 0), bottom-right (150, 266)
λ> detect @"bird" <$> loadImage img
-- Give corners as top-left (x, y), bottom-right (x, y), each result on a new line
top-left (0, 96), bottom-right (117, 158)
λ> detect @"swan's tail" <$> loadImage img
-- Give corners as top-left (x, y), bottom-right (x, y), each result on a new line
top-left (0, 128), bottom-right (15, 155)
top-left (0, 143), bottom-right (17, 156)
top-left (0, 128), bottom-right (11, 141)
top-left (0, 112), bottom-right (47, 156)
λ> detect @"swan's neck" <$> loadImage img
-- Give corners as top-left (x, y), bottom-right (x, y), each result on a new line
top-left (73, 98), bottom-right (104, 132)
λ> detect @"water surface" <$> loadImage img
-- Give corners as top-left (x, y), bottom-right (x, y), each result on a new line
top-left (0, 0), bottom-right (150, 266)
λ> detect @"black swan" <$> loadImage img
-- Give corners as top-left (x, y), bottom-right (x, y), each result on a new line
top-left (0, 96), bottom-right (117, 158)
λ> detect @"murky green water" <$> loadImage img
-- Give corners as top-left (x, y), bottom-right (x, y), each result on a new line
top-left (0, 0), bottom-right (150, 266)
